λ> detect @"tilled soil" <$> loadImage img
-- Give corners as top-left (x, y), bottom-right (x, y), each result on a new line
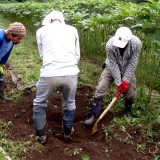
top-left (0, 74), bottom-right (159, 160)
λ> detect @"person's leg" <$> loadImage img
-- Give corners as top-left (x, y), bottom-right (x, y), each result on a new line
top-left (60, 75), bottom-right (78, 141)
top-left (0, 67), bottom-right (11, 102)
top-left (33, 77), bottom-right (54, 144)
top-left (84, 68), bottom-right (113, 126)
top-left (0, 76), bottom-right (5, 101)
top-left (123, 75), bottom-right (136, 116)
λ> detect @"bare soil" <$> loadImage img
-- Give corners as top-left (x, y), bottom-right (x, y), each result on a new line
top-left (0, 73), bottom-right (160, 160)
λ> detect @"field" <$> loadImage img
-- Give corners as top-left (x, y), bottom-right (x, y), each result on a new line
top-left (0, 0), bottom-right (160, 159)
top-left (0, 75), bottom-right (160, 160)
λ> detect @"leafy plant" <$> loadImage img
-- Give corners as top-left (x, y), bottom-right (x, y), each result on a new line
top-left (81, 154), bottom-right (90, 160)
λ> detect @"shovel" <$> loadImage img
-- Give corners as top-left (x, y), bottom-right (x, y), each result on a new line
top-left (92, 94), bottom-right (120, 135)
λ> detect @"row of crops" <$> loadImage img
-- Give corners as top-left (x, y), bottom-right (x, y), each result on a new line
top-left (0, 0), bottom-right (160, 92)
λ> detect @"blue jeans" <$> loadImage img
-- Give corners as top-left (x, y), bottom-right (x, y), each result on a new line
top-left (33, 75), bottom-right (78, 136)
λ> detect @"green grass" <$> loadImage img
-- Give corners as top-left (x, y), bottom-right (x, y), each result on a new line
top-left (0, 120), bottom-right (41, 160)
top-left (0, 153), bottom-right (5, 160)
top-left (0, 9), bottom-right (160, 159)
top-left (0, 15), bottom-right (40, 85)
top-left (8, 27), bottom-right (41, 86)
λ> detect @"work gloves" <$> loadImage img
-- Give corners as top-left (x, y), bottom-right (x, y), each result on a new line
top-left (116, 81), bottom-right (129, 97)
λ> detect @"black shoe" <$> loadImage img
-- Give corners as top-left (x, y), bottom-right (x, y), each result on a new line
top-left (36, 135), bottom-right (47, 145)
top-left (123, 99), bottom-right (133, 116)
top-left (84, 114), bottom-right (96, 127)
top-left (55, 127), bottom-right (74, 142)
top-left (63, 127), bottom-right (74, 142)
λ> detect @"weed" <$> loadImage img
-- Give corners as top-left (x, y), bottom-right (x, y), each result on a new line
top-left (136, 144), bottom-right (146, 153)
top-left (0, 121), bottom-right (36, 160)
top-left (102, 126), bottom-right (110, 141)
top-left (81, 154), bottom-right (90, 160)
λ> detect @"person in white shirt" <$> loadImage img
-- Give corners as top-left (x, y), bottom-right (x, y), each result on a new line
top-left (33, 10), bottom-right (80, 144)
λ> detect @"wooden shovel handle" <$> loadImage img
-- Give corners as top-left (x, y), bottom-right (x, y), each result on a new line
top-left (96, 97), bottom-right (117, 124)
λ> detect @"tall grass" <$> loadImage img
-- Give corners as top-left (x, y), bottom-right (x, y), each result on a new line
top-left (0, 0), bottom-right (159, 102)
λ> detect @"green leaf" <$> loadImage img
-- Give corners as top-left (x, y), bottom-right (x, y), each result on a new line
top-left (81, 154), bottom-right (90, 160)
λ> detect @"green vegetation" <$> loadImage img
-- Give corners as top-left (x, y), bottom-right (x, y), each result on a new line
top-left (0, 0), bottom-right (159, 93)
top-left (0, 153), bottom-right (5, 160)
top-left (0, 121), bottom-right (31, 160)
top-left (0, 0), bottom-right (159, 130)
top-left (0, 0), bottom-right (159, 159)
top-left (0, 116), bottom-right (41, 160)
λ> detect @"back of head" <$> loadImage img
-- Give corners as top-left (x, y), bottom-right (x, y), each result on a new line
top-left (113, 27), bottom-right (133, 48)
top-left (42, 10), bottom-right (65, 26)
top-left (8, 22), bottom-right (26, 38)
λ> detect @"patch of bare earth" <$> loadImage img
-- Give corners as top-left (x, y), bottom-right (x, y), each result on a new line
top-left (0, 73), bottom-right (159, 160)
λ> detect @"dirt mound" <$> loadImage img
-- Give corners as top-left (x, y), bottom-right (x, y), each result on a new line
top-left (0, 76), bottom-right (159, 160)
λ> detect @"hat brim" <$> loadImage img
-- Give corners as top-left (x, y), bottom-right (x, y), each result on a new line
top-left (113, 38), bottom-right (128, 48)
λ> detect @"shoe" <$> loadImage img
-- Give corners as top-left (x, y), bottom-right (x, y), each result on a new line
top-left (123, 100), bottom-right (133, 117)
top-left (63, 127), bottom-right (74, 142)
top-left (55, 127), bottom-right (74, 142)
top-left (36, 135), bottom-right (47, 145)
top-left (84, 114), bottom-right (96, 127)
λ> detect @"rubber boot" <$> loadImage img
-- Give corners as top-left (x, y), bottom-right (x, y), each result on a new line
top-left (0, 80), bottom-right (11, 102)
top-left (36, 128), bottom-right (47, 145)
top-left (84, 98), bottom-right (101, 127)
top-left (123, 99), bottom-right (133, 116)
top-left (63, 110), bottom-right (75, 142)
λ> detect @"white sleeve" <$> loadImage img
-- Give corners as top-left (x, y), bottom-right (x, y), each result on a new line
top-left (36, 29), bottom-right (43, 59)
top-left (75, 29), bottom-right (80, 62)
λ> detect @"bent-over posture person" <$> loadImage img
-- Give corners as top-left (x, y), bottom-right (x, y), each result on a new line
top-left (0, 22), bottom-right (26, 102)
top-left (33, 10), bottom-right (80, 144)
top-left (84, 27), bottom-right (142, 127)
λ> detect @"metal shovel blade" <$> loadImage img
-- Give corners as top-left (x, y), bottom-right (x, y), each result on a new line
top-left (92, 97), bottom-right (118, 135)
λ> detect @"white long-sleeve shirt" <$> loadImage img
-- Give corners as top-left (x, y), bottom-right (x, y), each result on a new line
top-left (36, 23), bottom-right (80, 77)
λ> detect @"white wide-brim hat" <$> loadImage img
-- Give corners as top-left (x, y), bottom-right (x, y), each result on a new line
top-left (42, 10), bottom-right (65, 26)
top-left (113, 27), bottom-right (133, 48)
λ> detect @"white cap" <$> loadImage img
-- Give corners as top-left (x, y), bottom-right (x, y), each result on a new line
top-left (113, 27), bottom-right (133, 48)
top-left (42, 10), bottom-right (65, 26)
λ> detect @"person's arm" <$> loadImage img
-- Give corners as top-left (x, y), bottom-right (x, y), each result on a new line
top-left (0, 30), bottom-right (14, 65)
top-left (36, 29), bottom-right (43, 59)
top-left (105, 40), bottom-right (122, 86)
top-left (122, 37), bottom-right (142, 83)
top-left (0, 30), bottom-right (5, 47)
top-left (74, 28), bottom-right (80, 62)
top-left (0, 31), bottom-right (4, 63)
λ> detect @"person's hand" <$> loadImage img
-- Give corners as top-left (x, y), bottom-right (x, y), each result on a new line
top-left (116, 81), bottom-right (129, 98)
top-left (117, 83), bottom-right (123, 95)
top-left (102, 63), bottom-right (106, 70)
top-left (121, 81), bottom-right (129, 92)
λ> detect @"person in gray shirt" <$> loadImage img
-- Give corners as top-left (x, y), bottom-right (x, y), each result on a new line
top-left (84, 27), bottom-right (142, 127)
